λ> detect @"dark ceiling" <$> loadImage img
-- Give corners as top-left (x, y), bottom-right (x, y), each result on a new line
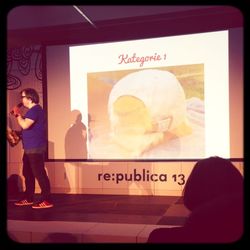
top-left (7, 5), bottom-right (215, 30)
top-left (7, 5), bottom-right (243, 48)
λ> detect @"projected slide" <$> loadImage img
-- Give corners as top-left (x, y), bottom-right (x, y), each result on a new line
top-left (67, 30), bottom-right (229, 160)
top-left (87, 66), bottom-right (204, 159)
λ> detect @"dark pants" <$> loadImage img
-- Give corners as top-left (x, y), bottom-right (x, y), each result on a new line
top-left (22, 152), bottom-right (51, 201)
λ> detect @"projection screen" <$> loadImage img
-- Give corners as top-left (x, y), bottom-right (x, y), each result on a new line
top-left (46, 28), bottom-right (243, 161)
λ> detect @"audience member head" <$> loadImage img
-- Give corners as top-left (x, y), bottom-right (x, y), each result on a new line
top-left (183, 156), bottom-right (243, 211)
top-left (147, 156), bottom-right (244, 243)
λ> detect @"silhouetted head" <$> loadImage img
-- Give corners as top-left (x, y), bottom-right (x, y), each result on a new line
top-left (183, 156), bottom-right (243, 211)
top-left (70, 110), bottom-right (82, 124)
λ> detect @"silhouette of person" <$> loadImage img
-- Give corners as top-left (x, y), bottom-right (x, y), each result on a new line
top-left (65, 110), bottom-right (87, 159)
top-left (147, 156), bottom-right (244, 243)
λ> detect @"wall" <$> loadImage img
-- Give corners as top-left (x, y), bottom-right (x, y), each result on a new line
top-left (7, 147), bottom-right (244, 197)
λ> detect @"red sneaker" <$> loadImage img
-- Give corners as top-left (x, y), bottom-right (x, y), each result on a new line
top-left (14, 199), bottom-right (33, 206)
top-left (32, 200), bottom-right (54, 209)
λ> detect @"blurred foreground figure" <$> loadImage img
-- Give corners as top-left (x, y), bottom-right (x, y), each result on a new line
top-left (148, 156), bottom-right (244, 243)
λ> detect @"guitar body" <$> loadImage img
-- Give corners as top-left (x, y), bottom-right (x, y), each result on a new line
top-left (7, 128), bottom-right (21, 147)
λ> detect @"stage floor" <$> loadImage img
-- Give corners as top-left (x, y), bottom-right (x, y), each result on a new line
top-left (7, 193), bottom-right (190, 226)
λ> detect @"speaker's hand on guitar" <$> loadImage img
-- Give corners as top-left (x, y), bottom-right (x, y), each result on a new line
top-left (7, 127), bottom-right (21, 147)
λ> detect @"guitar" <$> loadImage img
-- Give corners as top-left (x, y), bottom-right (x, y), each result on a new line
top-left (7, 127), bottom-right (21, 147)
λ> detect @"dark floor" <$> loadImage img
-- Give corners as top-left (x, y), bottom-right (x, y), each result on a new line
top-left (7, 193), bottom-right (188, 226)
